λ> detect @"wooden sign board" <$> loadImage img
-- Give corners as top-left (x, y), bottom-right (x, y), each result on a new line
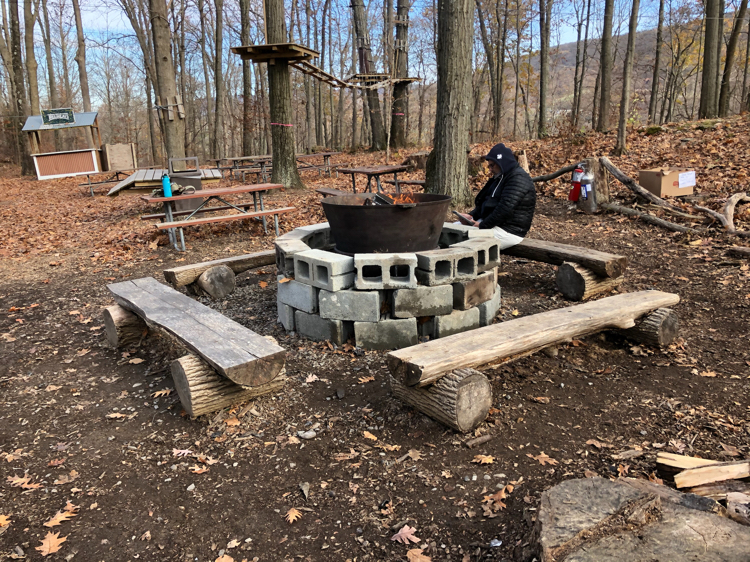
top-left (41, 108), bottom-right (75, 128)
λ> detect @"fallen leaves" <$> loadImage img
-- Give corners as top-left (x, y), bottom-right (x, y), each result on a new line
top-left (128, 357), bottom-right (144, 364)
top-left (528, 396), bottom-right (550, 404)
top-left (224, 417), bottom-right (240, 426)
top-left (215, 555), bottom-right (234, 562)
top-left (0, 514), bottom-right (10, 527)
top-left (173, 448), bottom-right (193, 457)
top-left (363, 431), bottom-right (378, 441)
top-left (259, 281), bottom-right (268, 288)
top-left (189, 465), bottom-right (209, 474)
top-left (391, 525), bottom-right (420, 544)
top-left (358, 375), bottom-right (375, 384)
top-left (284, 507), bottom-right (302, 523)
top-left (527, 452), bottom-right (558, 466)
top-left (586, 439), bottom-right (614, 449)
top-left (699, 370), bottom-right (718, 378)
top-left (7, 474), bottom-right (42, 489)
top-left (407, 549), bottom-right (432, 561)
top-left (151, 388), bottom-right (172, 398)
top-left (482, 484), bottom-right (513, 515)
top-left (472, 455), bottom-right (495, 464)
top-left (36, 532), bottom-right (67, 556)
top-left (53, 470), bottom-right (79, 485)
top-left (43, 509), bottom-right (76, 528)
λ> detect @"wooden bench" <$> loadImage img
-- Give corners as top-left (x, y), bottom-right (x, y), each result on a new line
top-left (386, 290), bottom-right (680, 432)
top-left (105, 277), bottom-right (287, 416)
top-left (383, 179), bottom-right (425, 187)
top-left (156, 206), bottom-right (295, 234)
top-left (140, 202), bottom-right (257, 221)
top-left (315, 187), bottom-right (349, 198)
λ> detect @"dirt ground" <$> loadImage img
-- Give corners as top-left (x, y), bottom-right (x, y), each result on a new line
top-left (1, 129), bottom-right (749, 562)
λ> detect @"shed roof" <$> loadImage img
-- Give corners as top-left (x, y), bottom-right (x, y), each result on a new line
top-left (22, 111), bottom-right (98, 132)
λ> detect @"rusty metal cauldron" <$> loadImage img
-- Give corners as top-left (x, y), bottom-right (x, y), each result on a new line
top-left (321, 193), bottom-right (453, 255)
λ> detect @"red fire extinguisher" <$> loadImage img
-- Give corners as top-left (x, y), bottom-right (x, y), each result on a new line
top-left (569, 167), bottom-right (584, 201)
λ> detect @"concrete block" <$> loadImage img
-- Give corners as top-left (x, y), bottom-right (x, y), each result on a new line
top-left (415, 247), bottom-right (477, 286)
top-left (295, 222), bottom-right (331, 249)
top-left (277, 302), bottom-right (296, 331)
top-left (354, 318), bottom-right (418, 350)
top-left (439, 223), bottom-right (471, 247)
top-left (452, 268), bottom-right (497, 310)
top-left (478, 286), bottom-right (502, 327)
top-left (277, 276), bottom-right (318, 313)
top-left (434, 307), bottom-right (480, 338)
top-left (392, 285), bottom-right (453, 318)
top-left (319, 289), bottom-right (380, 322)
top-left (275, 238), bottom-right (310, 277)
top-left (294, 310), bottom-right (352, 345)
top-left (294, 249), bottom-right (355, 290)
top-left (354, 253), bottom-right (418, 290)
top-left (453, 238), bottom-right (501, 273)
top-left (418, 316), bottom-right (435, 339)
top-left (466, 229), bottom-right (496, 239)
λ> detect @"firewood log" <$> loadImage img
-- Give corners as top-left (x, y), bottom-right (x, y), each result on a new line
top-left (618, 308), bottom-right (680, 347)
top-left (103, 304), bottom-right (147, 348)
top-left (555, 262), bottom-right (623, 301)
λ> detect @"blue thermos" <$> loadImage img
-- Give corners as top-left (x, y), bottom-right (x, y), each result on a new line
top-left (162, 174), bottom-right (172, 197)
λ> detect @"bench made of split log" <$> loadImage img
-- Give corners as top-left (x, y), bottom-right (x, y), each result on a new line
top-left (503, 238), bottom-right (628, 278)
top-left (163, 250), bottom-right (276, 287)
top-left (107, 277), bottom-right (285, 387)
top-left (388, 290), bottom-right (680, 387)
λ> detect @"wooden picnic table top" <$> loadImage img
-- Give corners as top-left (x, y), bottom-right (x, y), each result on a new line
top-left (296, 152), bottom-right (342, 160)
top-left (140, 183), bottom-right (283, 204)
top-left (337, 165), bottom-right (408, 175)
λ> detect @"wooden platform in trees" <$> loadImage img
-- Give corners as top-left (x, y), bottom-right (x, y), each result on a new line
top-left (388, 290), bottom-right (680, 387)
top-left (230, 43), bottom-right (318, 63)
top-left (108, 277), bottom-right (285, 387)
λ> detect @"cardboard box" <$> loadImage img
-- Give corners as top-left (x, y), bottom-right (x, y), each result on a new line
top-left (638, 167), bottom-right (696, 197)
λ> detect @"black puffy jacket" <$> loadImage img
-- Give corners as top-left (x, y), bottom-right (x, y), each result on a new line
top-left (469, 165), bottom-right (536, 237)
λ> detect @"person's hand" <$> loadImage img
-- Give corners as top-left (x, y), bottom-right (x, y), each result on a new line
top-left (459, 213), bottom-right (479, 226)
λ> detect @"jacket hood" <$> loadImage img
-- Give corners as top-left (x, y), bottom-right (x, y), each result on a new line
top-left (483, 143), bottom-right (518, 175)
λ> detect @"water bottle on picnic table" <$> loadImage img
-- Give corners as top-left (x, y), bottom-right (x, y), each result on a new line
top-left (161, 173), bottom-right (172, 197)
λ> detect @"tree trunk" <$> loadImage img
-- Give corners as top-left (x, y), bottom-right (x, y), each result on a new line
top-left (613, 0), bottom-right (639, 155)
top-left (265, 0), bottom-right (303, 188)
top-left (145, 70), bottom-right (160, 164)
top-left (475, 0), bottom-right (497, 136)
top-left (574, 0), bottom-right (591, 128)
top-left (351, 19), bottom-right (358, 150)
top-left (71, 0), bottom-right (90, 112)
top-left (597, 0), bottom-right (615, 131)
top-left (425, 0), bottom-right (473, 207)
top-left (538, 0), bottom-right (552, 137)
top-left (239, 0), bottom-right (252, 155)
top-left (718, 0), bottom-right (748, 116)
top-left (647, 0), bottom-right (665, 124)
top-left (741, 14), bottom-right (750, 112)
top-left (198, 0), bottom-right (213, 156)
top-left (9, 0), bottom-right (32, 174)
top-left (150, 0), bottom-right (186, 161)
top-left (351, 0), bottom-right (386, 150)
top-left (700, 0), bottom-right (721, 118)
top-left (513, 0), bottom-right (521, 138)
top-left (496, 0), bottom-right (509, 136)
top-left (213, 0), bottom-right (225, 159)
top-left (390, 0), bottom-right (410, 149)
top-left (58, 3), bottom-right (72, 107)
top-left (23, 0), bottom-right (39, 116)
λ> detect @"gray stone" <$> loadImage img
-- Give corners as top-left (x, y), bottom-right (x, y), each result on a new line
top-left (415, 247), bottom-right (477, 286)
top-left (478, 286), bottom-right (502, 326)
top-left (294, 249), bottom-right (355, 291)
top-left (295, 223), bottom-right (331, 249)
top-left (439, 223), bottom-right (471, 247)
top-left (275, 238), bottom-right (310, 277)
top-left (319, 289), bottom-right (381, 322)
top-left (277, 276), bottom-right (318, 313)
top-left (434, 307), bottom-right (480, 338)
top-left (196, 264), bottom-right (236, 299)
top-left (392, 285), bottom-right (453, 318)
top-left (294, 311), bottom-right (352, 345)
top-left (453, 268), bottom-right (497, 310)
top-left (354, 318), bottom-right (418, 350)
top-left (354, 253), bottom-right (418, 290)
top-left (453, 238), bottom-right (501, 273)
top-left (519, 477), bottom-right (750, 562)
top-left (277, 302), bottom-right (296, 331)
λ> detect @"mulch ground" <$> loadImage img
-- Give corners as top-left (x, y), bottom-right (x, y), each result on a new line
top-left (1, 122), bottom-right (749, 562)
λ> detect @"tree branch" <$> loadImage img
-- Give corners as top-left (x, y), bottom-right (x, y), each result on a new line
top-left (532, 163), bottom-right (577, 183)
top-left (600, 202), bottom-right (701, 234)
top-left (599, 156), bottom-right (683, 212)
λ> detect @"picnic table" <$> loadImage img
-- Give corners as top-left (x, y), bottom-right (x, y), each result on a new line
top-left (215, 153), bottom-right (343, 181)
top-left (295, 152), bottom-right (342, 177)
top-left (337, 165), bottom-right (409, 193)
top-left (141, 184), bottom-right (291, 251)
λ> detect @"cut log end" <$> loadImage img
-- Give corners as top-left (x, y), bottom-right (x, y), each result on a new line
top-left (556, 262), bottom-right (624, 301)
top-left (619, 308), bottom-right (679, 347)
top-left (389, 368), bottom-right (492, 433)
top-left (172, 354), bottom-right (286, 417)
top-left (103, 304), bottom-right (147, 348)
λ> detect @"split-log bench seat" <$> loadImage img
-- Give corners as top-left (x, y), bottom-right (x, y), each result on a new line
top-left (104, 277), bottom-right (286, 416)
top-left (386, 290), bottom-right (680, 432)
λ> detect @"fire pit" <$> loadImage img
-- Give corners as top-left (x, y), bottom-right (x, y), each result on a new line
top-left (321, 193), bottom-right (452, 255)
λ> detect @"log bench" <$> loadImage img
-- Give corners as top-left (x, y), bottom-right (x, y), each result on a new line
top-left (386, 290), bottom-right (680, 432)
top-left (104, 277), bottom-right (286, 416)
top-left (501, 238), bottom-right (629, 301)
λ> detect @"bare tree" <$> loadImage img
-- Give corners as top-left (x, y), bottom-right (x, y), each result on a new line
top-left (700, 0), bottom-right (721, 118)
top-left (613, 0), bottom-right (640, 155)
top-left (71, 0), bottom-right (91, 112)
top-left (718, 0), bottom-right (748, 116)
top-left (597, 0), bottom-right (615, 131)
top-left (213, 0), bottom-right (225, 159)
top-left (538, 0), bottom-right (552, 137)
top-left (239, 0), bottom-right (252, 155)
top-left (425, 0), bottom-right (472, 207)
top-left (23, 0), bottom-right (39, 115)
top-left (390, 0), bottom-right (410, 148)
top-left (9, 0), bottom-right (32, 174)
top-left (648, 0), bottom-right (665, 123)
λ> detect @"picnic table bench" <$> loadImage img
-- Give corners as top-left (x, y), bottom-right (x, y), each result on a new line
top-left (295, 152), bottom-right (343, 177)
top-left (336, 165), bottom-right (409, 193)
top-left (383, 179), bottom-right (425, 188)
top-left (141, 184), bottom-right (293, 251)
top-left (105, 277), bottom-right (287, 416)
top-left (315, 187), bottom-right (349, 198)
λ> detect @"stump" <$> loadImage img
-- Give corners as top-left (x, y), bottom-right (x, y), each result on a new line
top-left (515, 150), bottom-right (530, 173)
top-left (555, 262), bottom-right (623, 301)
top-left (389, 368), bottom-right (492, 432)
top-left (171, 354), bottom-right (286, 417)
top-left (196, 265), bottom-right (236, 299)
top-left (103, 304), bottom-right (147, 348)
top-left (618, 308), bottom-right (679, 347)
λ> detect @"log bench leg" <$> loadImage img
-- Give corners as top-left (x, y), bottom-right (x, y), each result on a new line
top-left (556, 262), bottom-right (624, 301)
top-left (172, 354), bottom-right (286, 417)
top-left (617, 308), bottom-right (679, 347)
top-left (103, 304), bottom-right (148, 348)
top-left (389, 369), bottom-right (492, 433)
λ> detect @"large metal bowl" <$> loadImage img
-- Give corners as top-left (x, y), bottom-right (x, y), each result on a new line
top-left (321, 193), bottom-right (452, 255)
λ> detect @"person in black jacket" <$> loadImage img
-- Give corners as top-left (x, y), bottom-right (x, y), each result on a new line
top-left (457, 143), bottom-right (536, 248)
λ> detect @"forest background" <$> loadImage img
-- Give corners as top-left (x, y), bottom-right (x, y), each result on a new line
top-left (0, 0), bottom-right (747, 170)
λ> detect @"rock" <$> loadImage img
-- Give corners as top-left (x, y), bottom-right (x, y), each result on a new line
top-left (196, 265), bottom-right (236, 299)
top-left (298, 430), bottom-right (316, 440)
top-left (187, 484), bottom-right (195, 492)
top-left (516, 477), bottom-right (750, 562)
